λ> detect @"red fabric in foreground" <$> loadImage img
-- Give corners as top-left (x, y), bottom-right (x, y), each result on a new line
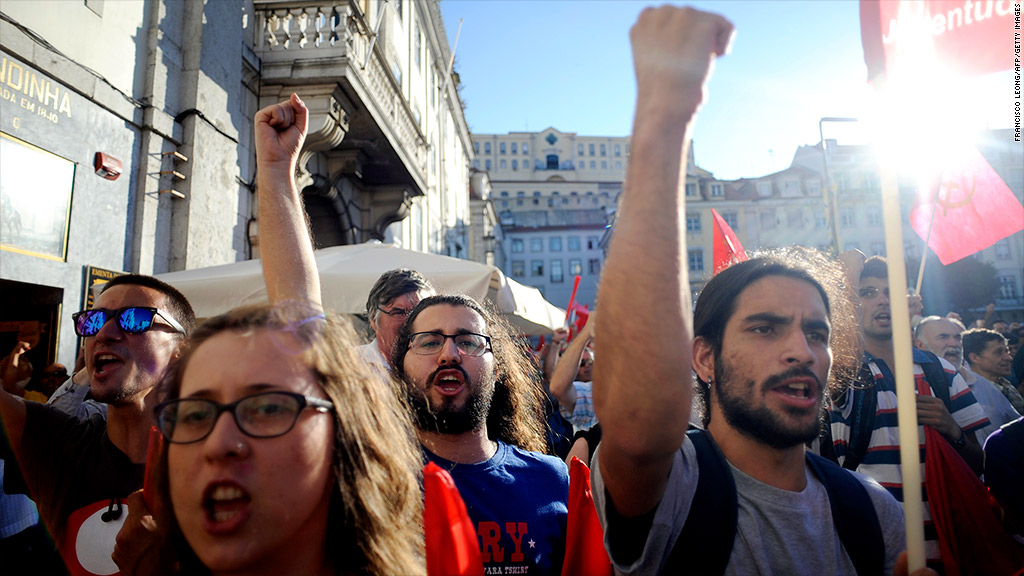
top-left (424, 462), bottom-right (484, 576)
top-left (562, 457), bottom-right (612, 576)
top-left (924, 426), bottom-right (1024, 575)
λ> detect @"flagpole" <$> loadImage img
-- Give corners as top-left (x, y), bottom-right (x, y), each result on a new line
top-left (564, 275), bottom-right (581, 329)
top-left (914, 189), bottom-right (941, 295)
top-left (880, 166), bottom-right (926, 572)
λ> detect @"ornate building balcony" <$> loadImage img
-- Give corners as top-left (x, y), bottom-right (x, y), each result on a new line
top-left (252, 0), bottom-right (430, 242)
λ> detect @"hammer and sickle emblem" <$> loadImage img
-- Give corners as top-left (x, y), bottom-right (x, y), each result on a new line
top-left (935, 176), bottom-right (975, 216)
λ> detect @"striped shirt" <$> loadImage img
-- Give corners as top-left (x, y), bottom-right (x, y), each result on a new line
top-left (830, 350), bottom-right (990, 563)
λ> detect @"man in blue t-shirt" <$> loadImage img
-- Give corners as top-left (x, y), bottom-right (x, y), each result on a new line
top-left (391, 294), bottom-right (568, 575)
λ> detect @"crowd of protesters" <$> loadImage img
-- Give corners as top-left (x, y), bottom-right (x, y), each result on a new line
top-left (2, 5), bottom-right (1023, 576)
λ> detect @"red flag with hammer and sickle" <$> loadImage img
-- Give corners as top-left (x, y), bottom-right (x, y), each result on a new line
top-left (908, 146), bottom-right (1024, 265)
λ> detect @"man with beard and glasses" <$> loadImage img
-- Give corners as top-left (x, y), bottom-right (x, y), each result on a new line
top-left (830, 255), bottom-right (988, 569)
top-left (251, 94), bottom-right (568, 574)
top-left (391, 294), bottom-right (569, 574)
top-left (589, 6), bottom-right (923, 576)
top-left (0, 274), bottom-right (194, 574)
top-left (915, 317), bottom-right (1019, 443)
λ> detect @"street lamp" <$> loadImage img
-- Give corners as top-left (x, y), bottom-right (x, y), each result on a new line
top-left (819, 117), bottom-right (859, 255)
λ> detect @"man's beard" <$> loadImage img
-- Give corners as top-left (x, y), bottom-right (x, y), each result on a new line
top-left (941, 346), bottom-right (963, 369)
top-left (405, 366), bottom-right (494, 435)
top-left (713, 358), bottom-right (825, 450)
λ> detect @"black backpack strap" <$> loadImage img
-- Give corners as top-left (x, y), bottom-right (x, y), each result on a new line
top-left (842, 362), bottom-right (878, 471)
top-left (806, 452), bottom-right (885, 576)
top-left (662, 429), bottom-right (737, 576)
top-left (917, 350), bottom-right (952, 410)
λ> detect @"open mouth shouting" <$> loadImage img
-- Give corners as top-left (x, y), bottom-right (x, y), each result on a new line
top-left (430, 368), bottom-right (468, 397)
top-left (91, 351), bottom-right (125, 380)
top-left (765, 370), bottom-right (822, 410)
top-left (203, 481), bottom-right (251, 534)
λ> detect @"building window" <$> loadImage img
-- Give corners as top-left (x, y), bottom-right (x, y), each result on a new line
top-left (511, 143), bottom-right (517, 154)
top-left (1000, 275), bottom-right (1019, 298)
top-left (587, 236), bottom-right (599, 250)
top-left (533, 198), bottom-right (540, 205)
top-left (590, 161), bottom-right (596, 169)
top-left (760, 212), bottom-right (776, 229)
top-left (815, 214), bottom-right (828, 229)
top-left (870, 242), bottom-right (885, 256)
top-left (499, 142), bottom-right (506, 154)
top-left (588, 258), bottom-right (601, 275)
top-left (685, 183), bottom-right (697, 196)
top-left (722, 212), bottom-right (738, 230)
top-left (688, 249), bottom-right (704, 273)
top-left (616, 161), bottom-right (622, 170)
top-left (512, 239), bottom-right (524, 253)
top-left (840, 207), bottom-right (855, 228)
top-left (686, 213), bottom-right (701, 232)
top-left (485, 142), bottom-right (491, 154)
top-left (501, 201), bottom-right (508, 207)
top-left (512, 160), bottom-right (518, 170)
top-left (511, 260), bottom-right (525, 277)
top-left (500, 191), bottom-right (509, 197)
top-left (807, 181), bottom-right (821, 196)
top-left (534, 191), bottom-right (542, 197)
top-left (415, 25), bottom-right (422, 68)
top-left (578, 144), bottom-right (585, 156)
top-left (562, 198), bottom-right (569, 205)
top-left (867, 207), bottom-right (882, 226)
top-left (531, 238), bottom-right (543, 252)
top-left (614, 144), bottom-right (621, 156)
top-left (995, 239), bottom-right (1011, 260)
top-left (568, 236), bottom-right (580, 251)
top-left (601, 161), bottom-right (607, 169)
top-left (787, 209), bottom-right (803, 228)
top-left (485, 159), bottom-right (491, 170)
top-left (531, 260), bottom-right (544, 277)
top-left (550, 237), bottom-right (562, 251)
top-left (904, 243), bottom-right (918, 260)
top-left (500, 160), bottom-right (507, 169)
top-left (600, 144), bottom-right (606, 156)
top-left (711, 183), bottom-right (723, 197)
top-left (516, 199), bottom-right (523, 206)
top-left (546, 155), bottom-right (559, 170)
top-left (569, 259), bottom-right (582, 275)
top-left (474, 142), bottom-right (480, 154)
top-left (757, 182), bottom-right (772, 197)
top-left (473, 159), bottom-right (480, 169)
top-left (550, 260), bottom-right (564, 283)
top-left (522, 143), bottom-right (529, 155)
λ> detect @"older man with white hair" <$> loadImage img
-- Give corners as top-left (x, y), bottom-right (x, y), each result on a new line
top-left (915, 315), bottom-right (1019, 443)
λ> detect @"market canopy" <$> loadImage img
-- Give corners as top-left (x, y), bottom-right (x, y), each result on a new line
top-left (153, 241), bottom-right (565, 336)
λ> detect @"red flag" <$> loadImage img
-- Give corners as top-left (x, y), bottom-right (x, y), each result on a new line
top-left (924, 425), bottom-right (1024, 574)
top-left (909, 146), bottom-right (1024, 265)
top-left (860, 0), bottom-right (1015, 83)
top-left (711, 209), bottom-right (747, 274)
top-left (423, 462), bottom-right (484, 576)
top-left (561, 457), bottom-right (612, 576)
top-left (571, 303), bottom-right (590, 336)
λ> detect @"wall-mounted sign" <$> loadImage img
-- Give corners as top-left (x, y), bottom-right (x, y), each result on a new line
top-left (82, 266), bottom-right (125, 310)
top-left (0, 131), bottom-right (75, 261)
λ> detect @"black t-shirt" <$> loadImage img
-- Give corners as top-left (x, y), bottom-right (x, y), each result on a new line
top-left (2, 402), bottom-right (144, 573)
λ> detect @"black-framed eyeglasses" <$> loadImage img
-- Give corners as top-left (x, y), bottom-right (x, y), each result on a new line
top-left (72, 307), bottom-right (185, 337)
top-left (377, 306), bottom-right (413, 318)
top-left (154, 391), bottom-right (334, 444)
top-left (857, 287), bottom-right (890, 299)
top-left (409, 332), bottom-right (492, 357)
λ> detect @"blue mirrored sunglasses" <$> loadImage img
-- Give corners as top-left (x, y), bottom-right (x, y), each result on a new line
top-left (72, 307), bottom-right (185, 337)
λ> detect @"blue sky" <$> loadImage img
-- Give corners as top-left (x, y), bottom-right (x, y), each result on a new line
top-left (439, 1), bottom-right (877, 180)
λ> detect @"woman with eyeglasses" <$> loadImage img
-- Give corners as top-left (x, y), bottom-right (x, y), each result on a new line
top-left (120, 304), bottom-right (425, 575)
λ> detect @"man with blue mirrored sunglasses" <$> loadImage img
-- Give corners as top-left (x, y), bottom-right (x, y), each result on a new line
top-left (1, 274), bottom-right (194, 572)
